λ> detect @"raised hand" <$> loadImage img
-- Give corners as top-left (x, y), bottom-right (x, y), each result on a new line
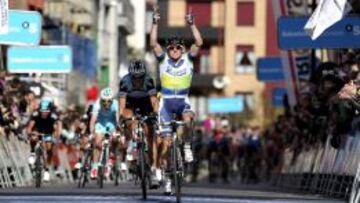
top-left (185, 7), bottom-right (194, 25)
top-left (153, 6), bottom-right (160, 24)
top-left (338, 80), bottom-right (357, 99)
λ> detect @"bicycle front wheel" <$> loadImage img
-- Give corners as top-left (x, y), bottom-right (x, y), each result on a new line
top-left (78, 151), bottom-right (91, 188)
top-left (173, 139), bottom-right (182, 203)
top-left (139, 141), bottom-right (147, 200)
top-left (34, 149), bottom-right (42, 188)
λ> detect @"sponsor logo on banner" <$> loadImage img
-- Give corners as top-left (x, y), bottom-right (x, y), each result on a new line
top-left (272, 0), bottom-right (311, 107)
top-left (0, 0), bottom-right (8, 34)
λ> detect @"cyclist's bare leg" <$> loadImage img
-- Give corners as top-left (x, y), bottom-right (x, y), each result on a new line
top-left (122, 109), bottom-right (135, 138)
top-left (143, 124), bottom-right (157, 169)
top-left (29, 134), bottom-right (38, 153)
top-left (158, 136), bottom-right (172, 169)
top-left (79, 136), bottom-right (89, 160)
top-left (122, 109), bottom-right (136, 168)
top-left (181, 112), bottom-right (194, 163)
top-left (93, 133), bottom-right (103, 163)
top-left (44, 142), bottom-right (53, 170)
top-left (181, 112), bottom-right (194, 141)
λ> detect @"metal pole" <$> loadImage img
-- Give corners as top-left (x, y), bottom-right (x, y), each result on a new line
top-left (310, 0), bottom-right (317, 75)
top-left (108, 0), bottom-right (119, 92)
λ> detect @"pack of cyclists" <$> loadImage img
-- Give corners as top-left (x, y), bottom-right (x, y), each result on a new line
top-left (22, 5), bottom-right (203, 196)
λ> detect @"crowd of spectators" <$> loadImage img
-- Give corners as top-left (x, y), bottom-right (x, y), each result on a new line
top-left (262, 50), bottom-right (360, 179)
top-left (0, 71), bottom-right (88, 179)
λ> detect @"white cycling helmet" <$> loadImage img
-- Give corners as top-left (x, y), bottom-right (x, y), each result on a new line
top-left (100, 87), bottom-right (114, 100)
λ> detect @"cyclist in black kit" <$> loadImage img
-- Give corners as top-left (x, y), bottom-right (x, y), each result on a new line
top-left (118, 59), bottom-right (159, 186)
top-left (27, 98), bottom-right (62, 182)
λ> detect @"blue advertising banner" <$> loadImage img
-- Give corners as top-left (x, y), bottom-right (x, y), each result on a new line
top-left (7, 46), bottom-right (73, 73)
top-left (272, 88), bottom-right (287, 107)
top-left (278, 16), bottom-right (360, 49)
top-left (0, 10), bottom-right (42, 46)
top-left (208, 97), bottom-right (244, 113)
top-left (256, 57), bottom-right (284, 82)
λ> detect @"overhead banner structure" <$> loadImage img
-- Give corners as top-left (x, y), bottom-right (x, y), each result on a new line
top-left (256, 57), bottom-right (284, 82)
top-left (0, 10), bottom-right (41, 46)
top-left (208, 97), bottom-right (244, 113)
top-left (272, 0), bottom-right (311, 107)
top-left (279, 16), bottom-right (360, 49)
top-left (7, 46), bottom-right (73, 73)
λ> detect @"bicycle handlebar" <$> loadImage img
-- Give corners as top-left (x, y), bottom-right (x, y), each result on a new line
top-left (160, 120), bottom-right (186, 127)
top-left (121, 114), bottom-right (158, 124)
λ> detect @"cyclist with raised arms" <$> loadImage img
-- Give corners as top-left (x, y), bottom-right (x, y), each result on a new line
top-left (150, 6), bottom-right (203, 194)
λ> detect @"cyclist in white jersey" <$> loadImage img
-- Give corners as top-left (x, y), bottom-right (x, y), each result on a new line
top-left (150, 6), bottom-right (203, 194)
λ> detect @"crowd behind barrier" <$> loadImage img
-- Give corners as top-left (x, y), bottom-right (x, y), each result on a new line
top-left (263, 50), bottom-right (360, 201)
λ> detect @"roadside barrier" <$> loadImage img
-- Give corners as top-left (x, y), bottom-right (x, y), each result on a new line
top-left (0, 130), bottom-right (76, 188)
top-left (275, 132), bottom-right (360, 201)
top-left (0, 132), bottom-right (32, 188)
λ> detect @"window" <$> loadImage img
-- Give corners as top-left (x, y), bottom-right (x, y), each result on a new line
top-left (235, 45), bottom-right (256, 74)
top-left (193, 48), bottom-right (211, 74)
top-left (236, 92), bottom-right (254, 111)
top-left (200, 49), bottom-right (211, 74)
top-left (186, 1), bottom-right (211, 27)
top-left (237, 1), bottom-right (255, 26)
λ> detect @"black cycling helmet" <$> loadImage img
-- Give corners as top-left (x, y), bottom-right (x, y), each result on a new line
top-left (129, 59), bottom-right (146, 79)
top-left (166, 36), bottom-right (185, 48)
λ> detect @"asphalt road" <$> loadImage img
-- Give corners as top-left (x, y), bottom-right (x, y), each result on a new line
top-left (0, 180), bottom-right (345, 203)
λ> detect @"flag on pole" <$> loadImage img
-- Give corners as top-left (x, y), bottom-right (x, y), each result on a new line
top-left (304, 0), bottom-right (352, 40)
top-left (0, 0), bottom-right (8, 34)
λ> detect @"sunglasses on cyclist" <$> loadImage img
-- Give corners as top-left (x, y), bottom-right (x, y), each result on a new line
top-left (101, 99), bottom-right (112, 104)
top-left (168, 45), bottom-right (183, 51)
